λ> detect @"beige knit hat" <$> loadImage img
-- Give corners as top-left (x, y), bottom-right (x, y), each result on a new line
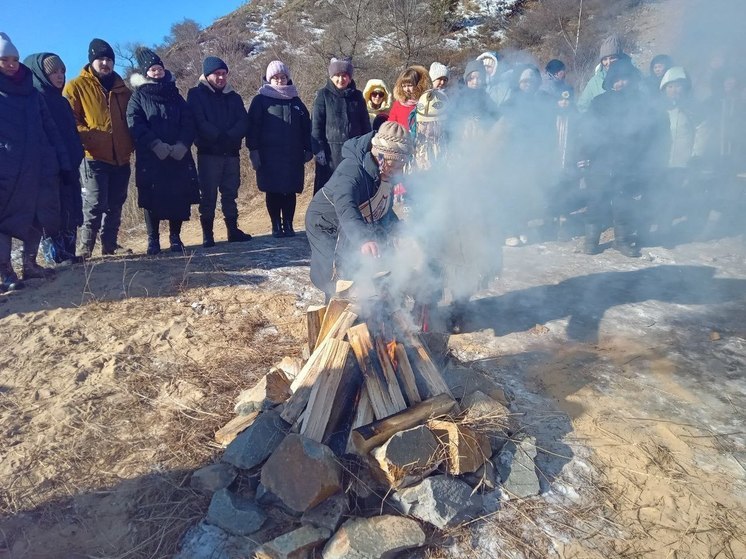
top-left (371, 121), bottom-right (413, 161)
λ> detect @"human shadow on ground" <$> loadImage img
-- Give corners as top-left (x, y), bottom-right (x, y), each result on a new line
top-left (460, 265), bottom-right (746, 343)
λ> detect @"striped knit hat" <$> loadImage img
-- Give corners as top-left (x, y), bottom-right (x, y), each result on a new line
top-left (371, 121), bottom-right (413, 161)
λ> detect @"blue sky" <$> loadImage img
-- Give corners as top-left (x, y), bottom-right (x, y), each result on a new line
top-left (4, 0), bottom-right (246, 74)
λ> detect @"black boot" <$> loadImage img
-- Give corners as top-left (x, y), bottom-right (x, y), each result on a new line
top-left (613, 224), bottom-right (640, 258)
top-left (200, 216), bottom-right (215, 248)
top-left (0, 263), bottom-right (24, 291)
top-left (282, 218), bottom-right (296, 237)
top-left (271, 219), bottom-right (284, 238)
top-left (583, 225), bottom-right (602, 255)
top-left (22, 256), bottom-right (55, 280)
top-left (169, 220), bottom-right (184, 253)
top-left (146, 236), bottom-right (161, 255)
top-left (226, 217), bottom-right (252, 242)
top-left (145, 214), bottom-right (161, 255)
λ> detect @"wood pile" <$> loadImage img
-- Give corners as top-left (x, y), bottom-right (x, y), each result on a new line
top-left (193, 285), bottom-right (525, 558)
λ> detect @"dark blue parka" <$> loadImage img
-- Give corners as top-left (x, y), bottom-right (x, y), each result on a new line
top-left (25, 53), bottom-right (85, 230)
top-left (127, 71), bottom-right (199, 221)
top-left (305, 131), bottom-right (397, 293)
top-left (186, 76), bottom-right (248, 157)
top-left (0, 64), bottom-right (69, 238)
top-left (246, 83), bottom-right (312, 194)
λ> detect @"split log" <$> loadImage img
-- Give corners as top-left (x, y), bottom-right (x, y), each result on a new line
top-left (350, 393), bottom-right (457, 455)
top-left (314, 298), bottom-right (350, 346)
top-left (282, 338), bottom-right (349, 424)
top-left (392, 311), bottom-right (452, 399)
top-left (348, 324), bottom-right (406, 420)
top-left (427, 419), bottom-right (491, 475)
top-left (323, 309), bottom-right (359, 342)
top-left (374, 338), bottom-right (408, 411)
top-left (306, 305), bottom-right (326, 354)
top-left (394, 342), bottom-right (421, 405)
top-left (214, 411), bottom-right (260, 446)
top-left (345, 388), bottom-right (375, 454)
top-left (300, 346), bottom-right (356, 442)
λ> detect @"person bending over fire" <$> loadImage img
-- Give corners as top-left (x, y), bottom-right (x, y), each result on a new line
top-left (305, 121), bottom-right (413, 302)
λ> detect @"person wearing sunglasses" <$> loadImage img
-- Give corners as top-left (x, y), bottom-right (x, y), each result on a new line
top-left (363, 78), bottom-right (392, 130)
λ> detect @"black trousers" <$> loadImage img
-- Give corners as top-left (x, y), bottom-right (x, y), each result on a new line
top-left (265, 193), bottom-right (297, 225)
top-left (144, 210), bottom-right (182, 238)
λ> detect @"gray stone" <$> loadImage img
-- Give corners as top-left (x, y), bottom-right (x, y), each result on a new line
top-left (462, 459), bottom-right (497, 491)
top-left (190, 463), bottom-right (237, 494)
top-left (255, 525), bottom-right (331, 559)
top-left (205, 489), bottom-right (266, 536)
top-left (392, 475), bottom-right (483, 529)
top-left (301, 492), bottom-right (349, 533)
top-left (442, 366), bottom-right (510, 406)
top-left (495, 435), bottom-right (541, 499)
top-left (460, 390), bottom-right (514, 453)
top-left (175, 521), bottom-right (258, 559)
top-left (256, 483), bottom-right (302, 517)
top-left (371, 425), bottom-right (441, 487)
top-left (261, 434), bottom-right (343, 513)
top-left (222, 409), bottom-right (289, 470)
top-left (322, 515), bottom-right (425, 559)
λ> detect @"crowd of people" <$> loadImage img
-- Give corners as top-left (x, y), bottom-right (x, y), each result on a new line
top-left (1, 31), bottom-right (744, 307)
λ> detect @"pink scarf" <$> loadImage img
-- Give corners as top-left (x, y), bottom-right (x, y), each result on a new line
top-left (258, 83), bottom-right (299, 100)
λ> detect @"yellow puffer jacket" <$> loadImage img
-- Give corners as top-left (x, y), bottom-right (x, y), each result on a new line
top-left (63, 65), bottom-right (134, 166)
top-left (363, 79), bottom-right (392, 115)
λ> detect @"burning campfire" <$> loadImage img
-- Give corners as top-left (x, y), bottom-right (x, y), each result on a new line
top-left (187, 278), bottom-right (530, 558)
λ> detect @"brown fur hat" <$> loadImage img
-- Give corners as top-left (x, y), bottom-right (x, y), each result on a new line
top-left (393, 65), bottom-right (432, 103)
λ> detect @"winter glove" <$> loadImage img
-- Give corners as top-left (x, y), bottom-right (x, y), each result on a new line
top-left (170, 142), bottom-right (189, 161)
top-left (304, 150), bottom-right (314, 163)
top-left (61, 169), bottom-right (80, 186)
top-left (314, 151), bottom-right (327, 166)
top-left (150, 140), bottom-right (171, 161)
top-left (249, 150), bottom-right (262, 171)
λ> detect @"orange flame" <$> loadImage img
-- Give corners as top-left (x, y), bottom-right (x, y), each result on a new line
top-left (387, 339), bottom-right (398, 370)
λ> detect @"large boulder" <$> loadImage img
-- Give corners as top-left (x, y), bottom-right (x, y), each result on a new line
top-left (222, 409), bottom-right (289, 470)
top-left (261, 434), bottom-right (343, 513)
top-left (205, 489), bottom-right (266, 536)
top-left (371, 425), bottom-right (441, 487)
top-left (496, 435), bottom-right (541, 499)
top-left (392, 475), bottom-right (483, 529)
top-left (301, 492), bottom-right (349, 533)
top-left (322, 515), bottom-right (425, 559)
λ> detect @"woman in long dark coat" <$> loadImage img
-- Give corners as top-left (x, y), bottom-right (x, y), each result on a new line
top-left (311, 57), bottom-right (370, 194)
top-left (126, 48), bottom-right (198, 255)
top-left (24, 52), bottom-right (85, 264)
top-left (1, 33), bottom-right (70, 291)
top-left (247, 60), bottom-right (312, 238)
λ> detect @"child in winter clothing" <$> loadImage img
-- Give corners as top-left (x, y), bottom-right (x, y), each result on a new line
top-left (362, 79), bottom-right (392, 130)
top-left (311, 57), bottom-right (370, 194)
top-left (541, 59), bottom-right (572, 98)
top-left (412, 89), bottom-right (449, 172)
top-left (388, 65), bottom-right (431, 129)
top-left (429, 62), bottom-right (449, 90)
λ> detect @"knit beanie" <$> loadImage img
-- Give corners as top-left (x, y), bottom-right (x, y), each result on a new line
top-left (135, 47), bottom-right (163, 73)
top-left (602, 57), bottom-right (640, 91)
top-left (371, 121), bottom-right (413, 161)
top-left (599, 35), bottom-right (623, 60)
top-left (416, 89), bottom-right (448, 122)
top-left (545, 59), bottom-right (565, 76)
top-left (42, 54), bottom-right (65, 76)
top-left (265, 60), bottom-right (290, 81)
top-left (429, 62), bottom-right (449, 82)
top-left (88, 38), bottom-right (115, 63)
top-left (0, 32), bottom-right (19, 58)
top-left (203, 56), bottom-right (228, 77)
top-left (328, 57), bottom-right (353, 78)
top-left (463, 60), bottom-right (486, 83)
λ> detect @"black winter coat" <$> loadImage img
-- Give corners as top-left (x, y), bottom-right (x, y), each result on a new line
top-left (0, 65), bottom-right (68, 238)
top-left (311, 79), bottom-right (371, 191)
top-left (581, 88), bottom-right (668, 179)
top-left (26, 53), bottom-right (85, 229)
top-left (127, 72), bottom-right (199, 221)
top-left (246, 87), bottom-right (312, 194)
top-left (186, 78), bottom-right (248, 157)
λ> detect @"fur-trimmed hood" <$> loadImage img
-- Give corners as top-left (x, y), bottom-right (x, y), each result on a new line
top-left (393, 65), bottom-right (431, 103)
top-left (129, 70), bottom-right (176, 89)
top-left (197, 74), bottom-right (235, 93)
top-left (363, 79), bottom-right (392, 112)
